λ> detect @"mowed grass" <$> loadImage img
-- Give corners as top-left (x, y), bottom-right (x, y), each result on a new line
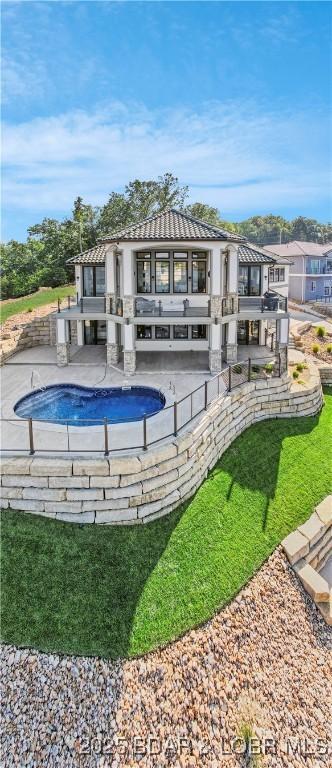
top-left (1, 389), bottom-right (331, 659)
top-left (0, 285), bottom-right (75, 323)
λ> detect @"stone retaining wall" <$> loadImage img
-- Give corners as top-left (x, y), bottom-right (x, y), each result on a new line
top-left (282, 496), bottom-right (332, 626)
top-left (0, 365), bottom-right (323, 525)
top-left (318, 365), bottom-right (332, 385)
top-left (0, 314), bottom-right (58, 364)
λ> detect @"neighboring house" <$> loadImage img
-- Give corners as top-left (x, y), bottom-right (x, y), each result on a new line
top-left (265, 241), bottom-right (332, 303)
top-left (56, 208), bottom-right (289, 374)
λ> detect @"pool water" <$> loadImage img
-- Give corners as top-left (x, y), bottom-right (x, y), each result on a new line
top-left (14, 384), bottom-right (166, 426)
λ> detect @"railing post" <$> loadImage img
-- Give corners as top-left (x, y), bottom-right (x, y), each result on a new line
top-left (67, 295), bottom-right (71, 310)
top-left (208, 299), bottom-right (211, 317)
top-left (104, 296), bottom-right (106, 314)
top-left (104, 418), bottom-right (109, 456)
top-left (248, 358), bottom-right (251, 382)
top-left (204, 381), bottom-right (208, 410)
top-left (271, 333), bottom-right (274, 351)
top-left (173, 401), bottom-right (178, 436)
top-left (143, 416), bottom-right (147, 450)
top-left (158, 300), bottom-right (162, 317)
top-left (57, 297), bottom-right (61, 312)
top-left (228, 365), bottom-right (232, 392)
top-left (28, 418), bottom-right (35, 455)
top-left (261, 298), bottom-right (264, 313)
top-left (278, 352), bottom-right (281, 377)
top-left (80, 297), bottom-right (83, 314)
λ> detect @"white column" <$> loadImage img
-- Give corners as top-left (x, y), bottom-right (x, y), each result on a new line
top-left (209, 322), bottom-right (221, 374)
top-left (226, 320), bottom-right (237, 364)
top-left (277, 317), bottom-right (289, 345)
top-left (227, 245), bottom-right (239, 294)
top-left (122, 247), bottom-right (135, 318)
top-left (56, 319), bottom-right (69, 366)
top-left (56, 318), bottom-right (68, 344)
top-left (210, 247), bottom-right (221, 295)
top-left (77, 320), bottom-right (84, 346)
top-left (75, 266), bottom-right (82, 301)
top-left (123, 323), bottom-right (136, 374)
top-left (105, 248), bottom-right (116, 294)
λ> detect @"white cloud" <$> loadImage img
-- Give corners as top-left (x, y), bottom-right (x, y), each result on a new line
top-left (2, 100), bottom-right (331, 219)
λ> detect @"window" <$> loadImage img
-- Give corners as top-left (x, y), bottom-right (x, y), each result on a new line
top-left (310, 260), bottom-right (320, 274)
top-left (173, 261), bottom-right (188, 293)
top-left (155, 261), bottom-right (170, 293)
top-left (269, 267), bottom-right (275, 282)
top-left (136, 326), bottom-right (152, 339)
top-left (311, 281), bottom-right (316, 292)
top-left (238, 265), bottom-right (261, 296)
top-left (324, 286), bottom-right (330, 296)
top-left (192, 260), bottom-right (207, 293)
top-left (155, 325), bottom-right (170, 339)
top-left (174, 325), bottom-right (188, 339)
top-left (83, 266), bottom-right (105, 297)
top-left (155, 251), bottom-right (169, 258)
top-left (137, 261), bottom-right (151, 293)
top-left (174, 251), bottom-right (188, 259)
top-left (192, 325), bottom-right (207, 339)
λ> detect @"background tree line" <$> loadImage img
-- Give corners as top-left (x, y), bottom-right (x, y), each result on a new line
top-left (1, 172), bottom-right (331, 300)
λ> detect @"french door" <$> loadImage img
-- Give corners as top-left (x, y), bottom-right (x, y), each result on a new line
top-left (237, 320), bottom-right (260, 345)
top-left (84, 320), bottom-right (106, 345)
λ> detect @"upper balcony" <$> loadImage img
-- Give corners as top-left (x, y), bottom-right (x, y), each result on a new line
top-left (135, 296), bottom-right (211, 318)
top-left (222, 291), bottom-right (288, 316)
top-left (305, 263), bottom-right (332, 275)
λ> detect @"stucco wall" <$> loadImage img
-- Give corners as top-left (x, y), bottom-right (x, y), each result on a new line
top-left (0, 365), bottom-right (323, 525)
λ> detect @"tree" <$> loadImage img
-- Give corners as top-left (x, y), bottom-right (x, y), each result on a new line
top-left (289, 217), bottom-right (332, 243)
top-left (184, 202), bottom-right (237, 231)
top-left (236, 215), bottom-right (291, 244)
top-left (97, 173), bottom-right (189, 237)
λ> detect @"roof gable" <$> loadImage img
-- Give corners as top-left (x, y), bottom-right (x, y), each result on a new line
top-left (67, 244), bottom-right (107, 265)
top-left (238, 244), bottom-right (276, 265)
top-left (98, 208), bottom-right (245, 243)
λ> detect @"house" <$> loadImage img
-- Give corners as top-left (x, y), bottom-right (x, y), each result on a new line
top-left (264, 241), bottom-right (332, 303)
top-left (56, 208), bottom-right (290, 374)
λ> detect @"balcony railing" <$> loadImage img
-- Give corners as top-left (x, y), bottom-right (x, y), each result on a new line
top-left (222, 292), bottom-right (287, 316)
top-left (135, 298), bottom-right (211, 318)
top-left (306, 265), bottom-right (332, 275)
top-left (57, 296), bottom-right (123, 316)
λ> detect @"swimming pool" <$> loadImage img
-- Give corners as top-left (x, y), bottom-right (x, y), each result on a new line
top-left (14, 384), bottom-right (166, 426)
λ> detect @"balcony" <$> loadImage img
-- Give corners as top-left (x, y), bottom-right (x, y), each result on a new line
top-left (222, 292), bottom-right (287, 317)
top-left (135, 297), bottom-right (211, 318)
top-left (56, 296), bottom-right (123, 316)
top-left (306, 264), bottom-right (332, 275)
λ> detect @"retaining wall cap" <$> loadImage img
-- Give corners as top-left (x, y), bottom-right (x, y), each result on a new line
top-left (296, 562), bottom-right (330, 602)
top-left (0, 458), bottom-right (32, 475)
top-left (316, 496), bottom-right (332, 526)
top-left (298, 512), bottom-right (326, 546)
top-left (31, 458), bottom-right (72, 477)
top-left (108, 457), bottom-right (141, 475)
top-left (282, 530), bottom-right (310, 564)
top-left (139, 443), bottom-right (177, 471)
top-left (73, 459), bottom-right (109, 476)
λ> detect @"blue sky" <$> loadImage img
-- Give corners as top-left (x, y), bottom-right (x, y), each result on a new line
top-left (2, 0), bottom-right (331, 241)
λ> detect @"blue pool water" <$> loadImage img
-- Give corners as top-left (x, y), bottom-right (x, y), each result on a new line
top-left (14, 384), bottom-right (166, 426)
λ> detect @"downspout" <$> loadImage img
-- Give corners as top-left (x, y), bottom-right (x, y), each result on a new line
top-left (302, 255), bottom-right (305, 303)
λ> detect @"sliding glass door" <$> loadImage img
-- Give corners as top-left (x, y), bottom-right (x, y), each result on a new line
top-left (237, 320), bottom-right (260, 345)
top-left (84, 320), bottom-right (106, 345)
top-left (238, 266), bottom-right (261, 296)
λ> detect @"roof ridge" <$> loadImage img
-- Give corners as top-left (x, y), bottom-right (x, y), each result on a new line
top-left (98, 207), bottom-right (244, 242)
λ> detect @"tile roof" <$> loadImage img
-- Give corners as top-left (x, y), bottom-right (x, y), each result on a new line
top-left (238, 244), bottom-right (276, 264)
top-left (323, 247), bottom-right (332, 258)
top-left (264, 241), bottom-right (332, 258)
top-left (67, 244), bottom-right (108, 265)
top-left (98, 208), bottom-right (245, 243)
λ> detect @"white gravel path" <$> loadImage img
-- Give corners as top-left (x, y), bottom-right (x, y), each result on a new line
top-left (1, 549), bottom-right (331, 768)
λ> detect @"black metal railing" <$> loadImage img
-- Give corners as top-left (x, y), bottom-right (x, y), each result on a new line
top-left (1, 355), bottom-right (284, 456)
top-left (135, 298), bottom-right (211, 318)
top-left (314, 295), bottom-right (332, 304)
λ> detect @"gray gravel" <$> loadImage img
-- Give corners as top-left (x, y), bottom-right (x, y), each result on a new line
top-left (1, 549), bottom-right (331, 767)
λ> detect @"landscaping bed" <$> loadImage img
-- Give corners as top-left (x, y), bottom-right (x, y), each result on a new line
top-left (294, 323), bottom-right (332, 363)
top-left (1, 389), bottom-right (331, 659)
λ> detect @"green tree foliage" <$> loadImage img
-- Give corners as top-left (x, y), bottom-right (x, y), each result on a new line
top-left (1, 173), bottom-right (331, 299)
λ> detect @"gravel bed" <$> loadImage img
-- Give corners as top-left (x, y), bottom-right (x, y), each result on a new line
top-left (1, 549), bottom-right (331, 768)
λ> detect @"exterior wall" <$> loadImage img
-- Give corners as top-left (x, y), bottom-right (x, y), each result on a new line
top-left (0, 365), bottom-right (323, 525)
top-left (304, 275), bottom-right (332, 302)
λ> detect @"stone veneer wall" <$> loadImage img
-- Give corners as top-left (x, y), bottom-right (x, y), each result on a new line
top-left (318, 365), bottom-right (332, 385)
top-left (0, 313), bottom-right (57, 365)
top-left (282, 496), bottom-right (332, 626)
top-left (0, 365), bottom-right (323, 525)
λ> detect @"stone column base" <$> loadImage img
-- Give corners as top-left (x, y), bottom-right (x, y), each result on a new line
top-left (107, 343), bottom-right (120, 366)
top-left (209, 348), bottom-right (222, 374)
top-left (223, 293), bottom-right (239, 315)
top-left (56, 343), bottom-right (69, 367)
top-left (123, 296), bottom-right (135, 319)
top-left (226, 344), bottom-right (237, 364)
top-left (124, 350), bottom-right (136, 375)
top-left (210, 295), bottom-right (222, 319)
top-left (105, 293), bottom-right (116, 314)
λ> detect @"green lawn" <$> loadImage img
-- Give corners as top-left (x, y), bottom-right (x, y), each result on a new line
top-left (1, 389), bottom-right (331, 659)
top-left (0, 285), bottom-right (75, 324)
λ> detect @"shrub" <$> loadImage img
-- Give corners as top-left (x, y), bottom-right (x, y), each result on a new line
top-left (252, 365), bottom-right (260, 373)
top-left (233, 364), bottom-right (242, 374)
top-left (327, 345), bottom-right (332, 354)
top-left (312, 344), bottom-right (319, 354)
top-left (293, 370), bottom-right (299, 379)
top-left (316, 326), bottom-right (325, 338)
top-left (296, 363), bottom-right (306, 372)
top-left (264, 362), bottom-right (274, 374)
top-left (27, 307), bottom-right (33, 313)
